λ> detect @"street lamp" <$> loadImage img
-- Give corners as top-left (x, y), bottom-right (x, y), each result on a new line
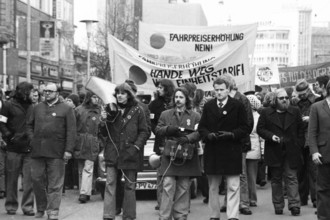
top-left (80, 19), bottom-right (98, 81)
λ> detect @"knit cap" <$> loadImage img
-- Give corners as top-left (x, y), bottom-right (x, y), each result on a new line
top-left (67, 93), bottom-right (80, 107)
top-left (246, 94), bottom-right (261, 111)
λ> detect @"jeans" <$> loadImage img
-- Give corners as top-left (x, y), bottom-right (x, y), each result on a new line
top-left (0, 148), bottom-right (5, 192)
top-left (159, 176), bottom-right (190, 220)
top-left (246, 159), bottom-right (258, 204)
top-left (103, 167), bottom-right (137, 220)
top-left (31, 158), bottom-right (65, 219)
top-left (240, 152), bottom-right (249, 208)
top-left (5, 151), bottom-right (34, 213)
top-left (208, 174), bottom-right (240, 219)
top-left (78, 159), bottom-right (94, 196)
top-left (269, 157), bottom-right (300, 210)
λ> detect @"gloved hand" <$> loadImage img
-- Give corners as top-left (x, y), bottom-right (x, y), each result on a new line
top-left (207, 133), bottom-right (217, 141)
top-left (166, 126), bottom-right (180, 136)
top-left (217, 131), bottom-right (234, 140)
top-left (177, 136), bottom-right (189, 145)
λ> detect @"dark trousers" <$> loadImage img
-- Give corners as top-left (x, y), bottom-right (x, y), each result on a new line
top-left (64, 158), bottom-right (79, 189)
top-left (297, 147), bottom-right (317, 204)
top-left (0, 148), bottom-right (6, 192)
top-left (316, 164), bottom-right (330, 220)
top-left (31, 158), bottom-right (65, 219)
top-left (269, 157), bottom-right (300, 210)
top-left (257, 159), bottom-right (266, 184)
top-left (5, 152), bottom-right (34, 213)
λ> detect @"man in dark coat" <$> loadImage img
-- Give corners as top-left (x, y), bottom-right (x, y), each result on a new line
top-left (198, 77), bottom-right (249, 220)
top-left (293, 79), bottom-right (317, 208)
top-left (257, 88), bottom-right (304, 216)
top-left (27, 83), bottom-right (76, 220)
top-left (308, 81), bottom-right (330, 220)
top-left (0, 82), bottom-right (35, 216)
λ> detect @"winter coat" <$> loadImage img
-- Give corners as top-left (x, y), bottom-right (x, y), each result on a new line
top-left (74, 105), bottom-right (101, 161)
top-left (26, 100), bottom-right (76, 159)
top-left (0, 99), bottom-right (33, 153)
top-left (246, 111), bottom-right (264, 160)
top-left (149, 97), bottom-right (170, 155)
top-left (233, 91), bottom-right (254, 152)
top-left (156, 108), bottom-right (202, 177)
top-left (257, 106), bottom-right (304, 169)
top-left (198, 97), bottom-right (249, 175)
top-left (99, 104), bottom-right (149, 171)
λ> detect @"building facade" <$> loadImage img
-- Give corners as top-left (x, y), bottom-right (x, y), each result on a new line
top-left (311, 24), bottom-right (330, 64)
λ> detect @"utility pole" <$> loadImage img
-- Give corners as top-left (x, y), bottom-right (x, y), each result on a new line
top-left (26, 0), bottom-right (31, 82)
top-left (2, 43), bottom-right (7, 91)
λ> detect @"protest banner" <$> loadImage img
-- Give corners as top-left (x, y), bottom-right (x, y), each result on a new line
top-left (279, 62), bottom-right (330, 87)
top-left (255, 63), bottom-right (280, 86)
top-left (138, 21), bottom-right (257, 61)
top-left (109, 35), bottom-right (251, 94)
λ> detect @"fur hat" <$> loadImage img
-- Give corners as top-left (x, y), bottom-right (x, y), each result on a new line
top-left (247, 94), bottom-right (261, 111)
top-left (67, 93), bottom-right (80, 107)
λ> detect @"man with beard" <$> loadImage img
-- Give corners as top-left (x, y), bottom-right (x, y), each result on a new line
top-left (0, 82), bottom-right (35, 216)
top-left (257, 88), bottom-right (304, 216)
top-left (294, 79), bottom-right (317, 208)
top-left (27, 83), bottom-right (76, 220)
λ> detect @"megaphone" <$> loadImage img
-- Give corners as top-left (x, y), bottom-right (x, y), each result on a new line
top-left (85, 76), bottom-right (117, 105)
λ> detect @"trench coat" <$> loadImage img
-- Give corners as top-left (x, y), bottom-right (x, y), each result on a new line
top-left (198, 97), bottom-right (249, 175)
top-left (256, 106), bottom-right (304, 169)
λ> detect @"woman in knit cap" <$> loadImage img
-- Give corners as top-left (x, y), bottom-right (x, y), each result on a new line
top-left (246, 94), bottom-right (264, 207)
top-left (99, 83), bottom-right (149, 220)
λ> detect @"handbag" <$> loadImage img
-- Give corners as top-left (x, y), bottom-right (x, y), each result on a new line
top-left (163, 139), bottom-right (195, 166)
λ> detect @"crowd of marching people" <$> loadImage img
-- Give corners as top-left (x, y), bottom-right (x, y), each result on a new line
top-left (0, 74), bottom-right (329, 220)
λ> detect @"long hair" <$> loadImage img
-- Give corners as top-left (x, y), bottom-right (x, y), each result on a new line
top-left (83, 91), bottom-right (98, 108)
top-left (13, 82), bottom-right (34, 103)
top-left (171, 87), bottom-right (192, 110)
top-left (193, 89), bottom-right (205, 108)
top-left (114, 83), bottom-right (138, 107)
top-left (263, 91), bottom-right (277, 108)
top-left (155, 79), bottom-right (175, 103)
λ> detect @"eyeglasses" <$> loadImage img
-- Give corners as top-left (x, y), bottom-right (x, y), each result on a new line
top-left (43, 90), bottom-right (56, 94)
top-left (277, 96), bottom-right (289, 100)
top-left (91, 95), bottom-right (99, 99)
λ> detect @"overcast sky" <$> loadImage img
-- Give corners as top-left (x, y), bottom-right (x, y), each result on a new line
top-left (74, 0), bottom-right (330, 48)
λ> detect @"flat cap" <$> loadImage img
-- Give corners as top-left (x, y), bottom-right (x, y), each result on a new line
top-left (295, 79), bottom-right (309, 92)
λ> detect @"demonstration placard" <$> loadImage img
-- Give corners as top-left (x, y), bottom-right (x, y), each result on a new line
top-left (255, 63), bottom-right (280, 86)
top-left (279, 62), bottom-right (330, 87)
top-left (109, 35), bottom-right (251, 94)
top-left (138, 21), bottom-right (258, 61)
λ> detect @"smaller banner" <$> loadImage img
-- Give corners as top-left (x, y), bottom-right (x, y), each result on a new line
top-left (255, 63), bottom-right (280, 86)
top-left (39, 21), bottom-right (56, 58)
top-left (279, 62), bottom-right (330, 87)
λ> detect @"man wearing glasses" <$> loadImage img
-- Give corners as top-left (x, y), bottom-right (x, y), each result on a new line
top-left (257, 88), bottom-right (304, 216)
top-left (27, 82), bottom-right (76, 220)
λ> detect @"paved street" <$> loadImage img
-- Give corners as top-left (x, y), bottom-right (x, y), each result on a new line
top-left (0, 183), bottom-right (317, 220)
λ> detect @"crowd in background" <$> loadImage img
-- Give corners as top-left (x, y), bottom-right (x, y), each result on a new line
top-left (0, 74), bottom-right (329, 220)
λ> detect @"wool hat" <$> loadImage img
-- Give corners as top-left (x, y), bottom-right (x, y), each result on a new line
top-left (67, 93), bottom-right (80, 107)
top-left (247, 94), bottom-right (261, 111)
top-left (295, 79), bottom-right (309, 93)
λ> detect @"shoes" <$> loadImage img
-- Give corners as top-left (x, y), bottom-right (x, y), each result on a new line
top-left (79, 194), bottom-right (88, 203)
top-left (203, 197), bottom-right (209, 204)
top-left (86, 195), bottom-right (90, 201)
top-left (35, 211), bottom-right (45, 218)
top-left (290, 207), bottom-right (300, 216)
top-left (103, 218), bottom-right (113, 220)
top-left (116, 208), bottom-right (122, 215)
top-left (23, 211), bottom-right (35, 216)
top-left (250, 202), bottom-right (257, 207)
top-left (220, 206), bottom-right (226, 213)
top-left (259, 180), bottom-right (267, 187)
top-left (7, 210), bottom-right (16, 215)
top-left (275, 209), bottom-right (283, 215)
top-left (240, 207), bottom-right (252, 215)
top-left (313, 201), bottom-right (317, 208)
top-left (0, 191), bottom-right (5, 199)
top-left (228, 219), bottom-right (239, 220)
top-left (155, 205), bottom-right (159, 210)
top-left (210, 218), bottom-right (220, 220)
